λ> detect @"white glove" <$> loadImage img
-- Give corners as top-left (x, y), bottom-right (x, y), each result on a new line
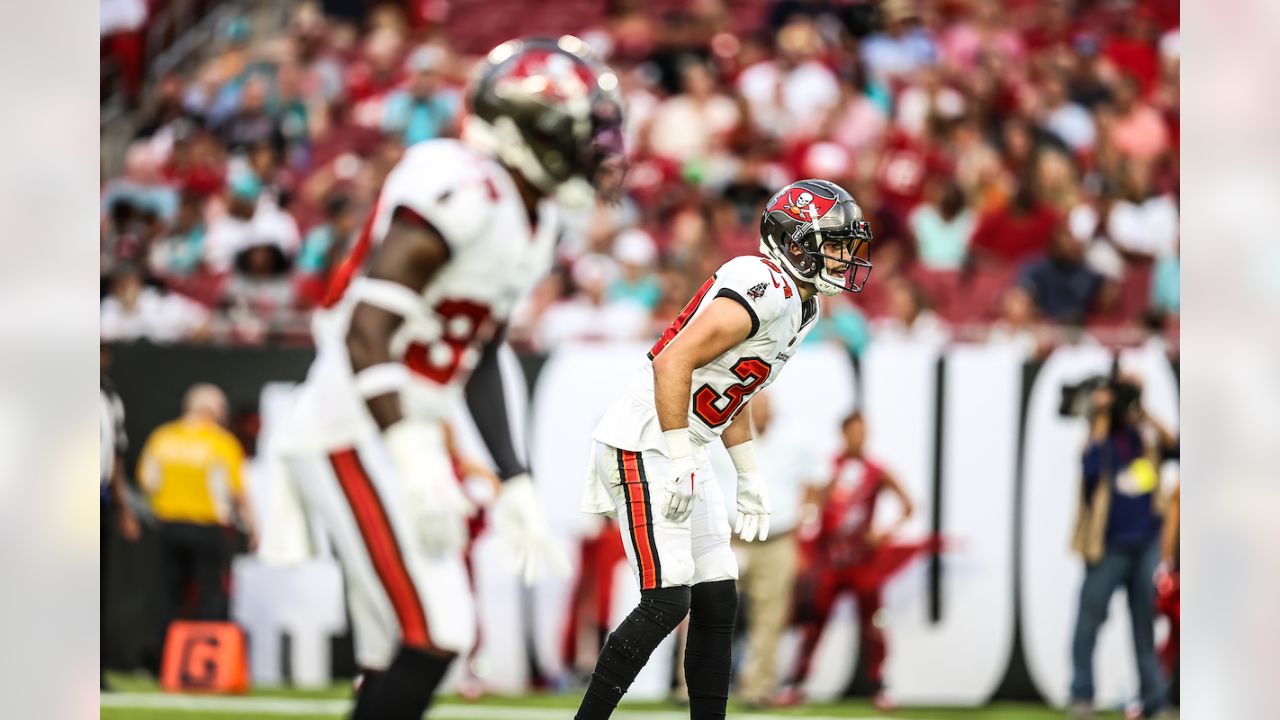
top-left (660, 429), bottom-right (702, 523)
top-left (493, 474), bottom-right (570, 585)
top-left (385, 420), bottom-right (475, 556)
top-left (728, 441), bottom-right (771, 542)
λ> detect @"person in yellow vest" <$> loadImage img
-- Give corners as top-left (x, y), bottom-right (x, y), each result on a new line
top-left (138, 383), bottom-right (256, 637)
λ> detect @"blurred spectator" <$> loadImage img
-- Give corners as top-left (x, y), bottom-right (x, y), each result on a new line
top-left (859, 0), bottom-right (937, 87)
top-left (874, 276), bottom-right (949, 348)
top-left (648, 59), bottom-right (740, 164)
top-left (735, 392), bottom-right (826, 709)
top-left (937, 0), bottom-right (1024, 73)
top-left (969, 181), bottom-right (1059, 266)
top-left (825, 68), bottom-right (890, 156)
top-left (204, 173), bottom-right (261, 274)
top-left (1102, 10), bottom-right (1160, 94)
top-left (1069, 379), bottom-right (1176, 719)
top-left (217, 74), bottom-right (285, 157)
top-left (1037, 72), bottom-right (1096, 153)
top-left (536, 254), bottom-right (651, 348)
top-left (1107, 76), bottom-right (1170, 165)
top-left (1150, 247), bottom-right (1179, 315)
top-left (606, 229), bottom-right (662, 310)
top-left (894, 67), bottom-right (965, 139)
top-left (100, 264), bottom-right (211, 343)
top-left (802, 297), bottom-right (872, 357)
top-left (1106, 160), bottom-right (1178, 260)
top-left (381, 45), bottom-right (460, 146)
top-left (737, 17), bottom-right (840, 140)
top-left (298, 193), bottom-right (359, 276)
top-left (223, 206), bottom-right (300, 328)
top-left (101, 0), bottom-right (147, 105)
top-left (1017, 222), bottom-right (1109, 324)
top-left (138, 384), bottom-right (256, 645)
top-left (102, 142), bottom-right (180, 227)
top-left (986, 286), bottom-right (1044, 359)
top-left (908, 179), bottom-right (973, 270)
top-left (148, 192), bottom-right (207, 280)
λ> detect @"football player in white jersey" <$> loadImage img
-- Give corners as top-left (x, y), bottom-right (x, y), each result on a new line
top-left (270, 37), bottom-right (625, 720)
top-left (575, 179), bottom-right (873, 720)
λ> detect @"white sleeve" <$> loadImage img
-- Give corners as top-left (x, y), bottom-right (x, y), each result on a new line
top-left (711, 256), bottom-right (789, 339)
top-left (376, 143), bottom-right (493, 252)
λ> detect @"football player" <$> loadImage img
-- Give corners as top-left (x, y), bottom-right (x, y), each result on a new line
top-left (576, 179), bottom-right (873, 719)
top-left (270, 37), bottom-right (625, 720)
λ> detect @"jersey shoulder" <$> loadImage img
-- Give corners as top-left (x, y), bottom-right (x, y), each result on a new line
top-left (379, 140), bottom-right (515, 250)
top-left (711, 255), bottom-right (795, 336)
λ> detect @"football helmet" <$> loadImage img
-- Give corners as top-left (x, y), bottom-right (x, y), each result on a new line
top-left (759, 179), bottom-right (873, 295)
top-left (465, 36), bottom-right (626, 207)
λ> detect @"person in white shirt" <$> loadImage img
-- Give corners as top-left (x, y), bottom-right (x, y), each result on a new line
top-left (647, 60), bottom-right (740, 165)
top-left (736, 18), bottom-right (840, 141)
top-left (1039, 73), bottom-right (1096, 153)
top-left (100, 264), bottom-right (211, 343)
top-left (735, 391), bottom-right (826, 708)
top-left (536, 254), bottom-right (651, 349)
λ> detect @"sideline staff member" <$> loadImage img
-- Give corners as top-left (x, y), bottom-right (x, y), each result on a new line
top-left (138, 383), bottom-right (256, 634)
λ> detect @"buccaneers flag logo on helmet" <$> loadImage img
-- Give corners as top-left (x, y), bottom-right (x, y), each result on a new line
top-left (767, 185), bottom-right (838, 224)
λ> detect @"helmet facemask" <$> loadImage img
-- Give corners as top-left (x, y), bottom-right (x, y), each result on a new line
top-left (761, 191), bottom-right (874, 296)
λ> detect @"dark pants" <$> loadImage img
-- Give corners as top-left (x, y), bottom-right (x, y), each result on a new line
top-left (1070, 537), bottom-right (1166, 714)
top-left (101, 502), bottom-right (113, 675)
top-left (156, 522), bottom-right (230, 639)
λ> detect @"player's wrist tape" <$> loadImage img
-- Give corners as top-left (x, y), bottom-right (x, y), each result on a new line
top-left (663, 429), bottom-right (692, 460)
top-left (727, 440), bottom-right (759, 474)
top-left (348, 278), bottom-right (421, 317)
top-left (354, 363), bottom-right (410, 399)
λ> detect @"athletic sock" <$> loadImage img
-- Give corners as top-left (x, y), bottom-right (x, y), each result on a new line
top-left (685, 580), bottom-right (738, 720)
top-left (350, 646), bottom-right (453, 720)
top-left (576, 585), bottom-right (691, 720)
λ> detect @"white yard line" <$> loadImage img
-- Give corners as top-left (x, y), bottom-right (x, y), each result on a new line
top-left (100, 692), bottom-right (911, 720)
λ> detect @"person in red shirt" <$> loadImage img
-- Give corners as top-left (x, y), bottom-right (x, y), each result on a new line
top-left (777, 412), bottom-right (934, 712)
top-left (969, 179), bottom-right (1060, 267)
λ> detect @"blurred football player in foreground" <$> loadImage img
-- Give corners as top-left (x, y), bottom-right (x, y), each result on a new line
top-left (266, 36), bottom-right (625, 720)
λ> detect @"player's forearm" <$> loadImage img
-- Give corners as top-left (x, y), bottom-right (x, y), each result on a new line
top-left (346, 307), bottom-right (406, 431)
top-left (721, 405), bottom-right (753, 448)
top-left (651, 353), bottom-right (694, 433)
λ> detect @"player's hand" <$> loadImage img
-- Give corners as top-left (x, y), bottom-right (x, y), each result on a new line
top-left (386, 420), bottom-right (475, 555)
top-left (493, 474), bottom-right (570, 586)
top-left (661, 455), bottom-right (701, 523)
top-left (118, 509), bottom-right (142, 542)
top-left (734, 468), bottom-right (771, 542)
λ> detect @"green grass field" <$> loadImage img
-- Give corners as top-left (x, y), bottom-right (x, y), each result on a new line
top-left (100, 674), bottom-right (1120, 720)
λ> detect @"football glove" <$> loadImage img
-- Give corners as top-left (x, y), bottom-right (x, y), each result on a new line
top-left (660, 429), bottom-right (702, 523)
top-left (493, 473), bottom-right (570, 585)
top-left (728, 440), bottom-right (771, 542)
top-left (385, 419), bottom-right (475, 555)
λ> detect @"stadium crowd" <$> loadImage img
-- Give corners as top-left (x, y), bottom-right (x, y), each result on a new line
top-left (100, 0), bottom-right (1180, 356)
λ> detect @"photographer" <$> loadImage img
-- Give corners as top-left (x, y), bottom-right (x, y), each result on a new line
top-left (1067, 376), bottom-right (1177, 720)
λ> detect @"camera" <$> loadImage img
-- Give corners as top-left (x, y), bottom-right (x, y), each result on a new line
top-left (1059, 371), bottom-right (1142, 427)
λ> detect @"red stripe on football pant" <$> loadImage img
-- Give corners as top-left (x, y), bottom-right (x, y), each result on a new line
top-left (622, 451), bottom-right (659, 590)
top-left (329, 448), bottom-right (433, 649)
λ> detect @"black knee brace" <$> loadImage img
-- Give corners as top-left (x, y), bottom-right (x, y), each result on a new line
top-left (576, 585), bottom-right (691, 720)
top-left (685, 580), bottom-right (739, 720)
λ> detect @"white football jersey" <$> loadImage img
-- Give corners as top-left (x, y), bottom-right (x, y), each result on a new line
top-left (593, 255), bottom-right (819, 452)
top-left (282, 139), bottom-right (558, 451)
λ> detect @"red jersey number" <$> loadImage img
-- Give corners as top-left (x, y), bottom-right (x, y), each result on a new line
top-left (404, 299), bottom-right (493, 384)
top-left (692, 357), bottom-right (772, 428)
